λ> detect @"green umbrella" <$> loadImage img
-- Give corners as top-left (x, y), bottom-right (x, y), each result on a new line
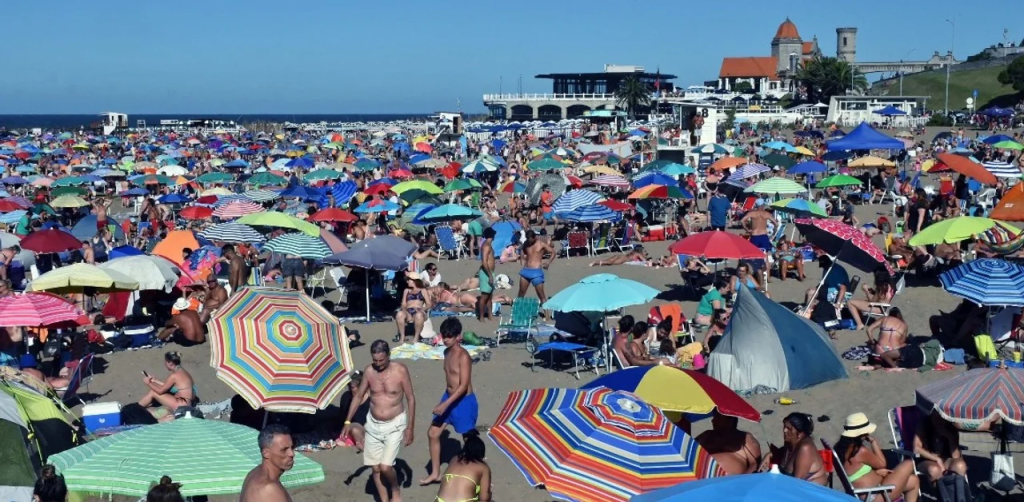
top-left (770, 198), bottom-right (828, 217)
top-left (908, 216), bottom-right (1020, 247)
top-left (50, 186), bottom-right (89, 197)
top-left (51, 176), bottom-right (89, 187)
top-left (815, 174), bottom-right (863, 188)
top-left (196, 172), bottom-right (234, 184)
top-left (32, 203), bottom-right (56, 215)
top-left (392, 179), bottom-right (443, 196)
top-left (247, 172), bottom-right (287, 187)
top-left (527, 157), bottom-right (565, 171)
top-left (745, 177), bottom-right (806, 195)
top-left (993, 140), bottom-right (1024, 151)
top-left (304, 169), bottom-right (343, 182)
top-left (419, 203), bottom-right (483, 222)
top-left (443, 178), bottom-right (483, 192)
top-left (48, 416), bottom-right (324, 497)
top-left (236, 211), bottom-right (320, 237)
top-left (761, 153), bottom-right (796, 169)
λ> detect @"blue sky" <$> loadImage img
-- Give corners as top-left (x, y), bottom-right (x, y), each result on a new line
top-left (4, 0), bottom-right (1022, 114)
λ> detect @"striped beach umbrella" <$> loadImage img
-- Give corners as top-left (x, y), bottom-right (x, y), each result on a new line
top-left (213, 200), bottom-right (265, 220)
top-left (243, 188), bottom-right (281, 203)
top-left (264, 233), bottom-right (332, 259)
top-left (590, 175), bottom-right (631, 189)
top-left (49, 416), bottom-right (324, 497)
top-left (939, 258), bottom-right (1024, 307)
top-left (209, 287), bottom-right (354, 413)
top-left (198, 223), bottom-right (266, 244)
top-left (0, 293), bottom-right (85, 327)
top-left (488, 387), bottom-right (724, 502)
top-left (732, 163), bottom-right (771, 180)
top-left (983, 160), bottom-right (1022, 179)
top-left (552, 189), bottom-right (604, 214)
top-left (917, 368), bottom-right (1024, 426)
top-left (745, 177), bottom-right (806, 195)
top-left (627, 185), bottom-right (692, 200)
top-left (319, 180), bottom-right (358, 208)
top-left (563, 204), bottom-right (620, 223)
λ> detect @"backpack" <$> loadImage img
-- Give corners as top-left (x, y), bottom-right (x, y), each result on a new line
top-left (937, 472), bottom-right (973, 502)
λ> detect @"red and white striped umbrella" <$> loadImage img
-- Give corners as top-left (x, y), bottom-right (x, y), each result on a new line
top-left (0, 292), bottom-right (86, 327)
top-left (590, 175), bottom-right (631, 189)
top-left (213, 200), bottom-right (265, 220)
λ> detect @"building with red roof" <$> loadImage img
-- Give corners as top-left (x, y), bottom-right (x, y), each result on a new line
top-left (717, 18), bottom-right (820, 96)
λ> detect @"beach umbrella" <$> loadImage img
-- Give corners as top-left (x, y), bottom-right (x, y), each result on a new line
top-left (633, 472), bottom-right (855, 502)
top-left (51, 186), bottom-right (89, 198)
top-left (0, 292), bottom-right (85, 328)
top-left (939, 258), bottom-right (1024, 307)
top-left (158, 193), bottom-right (192, 205)
top-left (443, 178), bottom-right (482, 193)
top-left (526, 173), bottom-right (567, 205)
top-left (731, 163), bottom-right (770, 180)
top-left (196, 172), bottom-right (234, 184)
top-left (527, 157), bottom-right (565, 171)
top-left (323, 236), bottom-right (417, 320)
top-left (278, 185), bottom-right (323, 202)
top-left (847, 155), bottom-right (896, 169)
top-left (488, 387), bottom-right (724, 502)
top-left (908, 217), bottom-right (1019, 247)
top-left (99, 255), bottom-right (182, 292)
top-left (708, 157), bottom-right (748, 171)
top-left (982, 160), bottom-right (1022, 179)
top-left (745, 177), bottom-right (805, 195)
top-left (213, 200), bottom-right (266, 220)
top-left (544, 273), bottom-right (658, 314)
top-left (418, 204), bottom-right (482, 222)
top-left (0, 200), bottom-right (24, 213)
top-left (669, 231), bottom-right (765, 260)
top-left (236, 211), bottom-right (320, 237)
top-left (152, 230), bottom-right (201, 265)
top-left (787, 161), bottom-right (827, 175)
top-left (247, 172), bottom-right (287, 187)
top-left (308, 208), bottom-right (357, 223)
top-left (584, 165), bottom-right (621, 176)
top-left (0, 210), bottom-right (26, 225)
top-left (180, 206), bottom-right (214, 221)
top-left (552, 190), bottom-right (604, 214)
top-left (692, 143), bottom-right (729, 155)
top-left (392, 179), bottom-right (443, 196)
top-left (581, 365), bottom-right (760, 422)
top-left (991, 184), bottom-right (1024, 221)
top-left (992, 140), bottom-right (1024, 150)
top-left (353, 198), bottom-right (400, 214)
top-left (627, 185), bottom-right (692, 200)
top-left (49, 195), bottom-right (89, 209)
top-left (0, 176), bottom-right (28, 185)
top-left (589, 175), bottom-right (630, 189)
top-left (794, 218), bottom-right (892, 275)
top-left (49, 415), bottom-right (324, 497)
top-left (285, 156), bottom-right (315, 169)
top-left (934, 153), bottom-right (998, 185)
top-left (70, 215), bottom-right (125, 241)
top-left (27, 263), bottom-right (138, 293)
top-left (760, 153), bottom-right (795, 169)
top-left (657, 163), bottom-right (695, 176)
top-left (20, 229), bottom-right (81, 254)
top-left (562, 204), bottom-right (620, 223)
top-left (156, 164), bottom-right (187, 176)
top-left (243, 188), bottom-right (282, 203)
top-left (814, 174), bottom-right (863, 188)
top-left (264, 233), bottom-right (332, 259)
top-left (769, 198), bottom-right (828, 218)
top-left (632, 173), bottom-right (676, 189)
top-left (198, 223), bottom-right (266, 244)
top-left (303, 169), bottom-right (343, 182)
top-left (131, 174), bottom-right (173, 186)
top-left (598, 199), bottom-right (634, 212)
top-left (917, 368), bottom-right (1024, 426)
top-left (209, 287), bottom-right (354, 413)
top-left (461, 158), bottom-right (499, 174)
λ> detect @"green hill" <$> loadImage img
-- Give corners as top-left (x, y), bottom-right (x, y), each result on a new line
top-left (871, 64), bottom-right (1019, 111)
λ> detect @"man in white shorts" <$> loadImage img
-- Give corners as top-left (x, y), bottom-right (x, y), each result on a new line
top-left (342, 340), bottom-right (416, 502)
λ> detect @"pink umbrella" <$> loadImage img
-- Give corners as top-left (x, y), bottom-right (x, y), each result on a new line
top-left (0, 293), bottom-right (86, 327)
top-left (213, 200), bottom-right (265, 219)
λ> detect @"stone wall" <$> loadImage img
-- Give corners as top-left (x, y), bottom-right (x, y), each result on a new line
top-left (872, 54), bottom-right (1022, 88)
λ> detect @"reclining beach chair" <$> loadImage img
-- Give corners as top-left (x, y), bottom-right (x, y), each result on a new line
top-left (648, 303), bottom-right (695, 346)
top-left (56, 353), bottom-right (95, 407)
top-left (591, 225), bottom-right (612, 254)
top-left (821, 438), bottom-right (897, 502)
top-left (434, 226), bottom-right (463, 260)
top-left (861, 274), bottom-right (906, 324)
top-left (564, 230), bottom-right (590, 258)
top-left (495, 297), bottom-right (540, 347)
top-left (612, 223), bottom-right (635, 252)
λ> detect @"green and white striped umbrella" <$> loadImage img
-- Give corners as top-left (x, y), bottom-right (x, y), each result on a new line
top-left (244, 188), bottom-right (281, 203)
top-left (49, 416), bottom-right (324, 497)
top-left (264, 232), bottom-right (331, 259)
top-left (744, 177), bottom-right (807, 195)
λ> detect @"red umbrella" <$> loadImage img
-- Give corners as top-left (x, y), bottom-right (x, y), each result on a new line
top-left (388, 168), bottom-right (413, 179)
top-left (20, 229), bottom-right (82, 254)
top-left (794, 218), bottom-right (893, 275)
top-left (0, 200), bottom-right (23, 212)
top-left (566, 175), bottom-right (584, 188)
top-left (196, 195), bottom-right (219, 204)
top-left (363, 183), bottom-right (391, 196)
top-left (668, 231), bottom-right (765, 260)
top-left (308, 208), bottom-right (357, 223)
top-left (180, 206), bottom-right (213, 220)
top-left (0, 292), bottom-right (87, 327)
top-left (936, 153), bottom-right (998, 185)
top-left (598, 199), bottom-right (634, 212)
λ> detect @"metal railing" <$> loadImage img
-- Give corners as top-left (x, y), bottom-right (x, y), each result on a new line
top-left (483, 93), bottom-right (619, 101)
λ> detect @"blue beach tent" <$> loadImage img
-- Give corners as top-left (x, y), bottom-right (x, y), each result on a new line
top-left (826, 122), bottom-right (904, 151)
top-left (707, 286), bottom-right (847, 392)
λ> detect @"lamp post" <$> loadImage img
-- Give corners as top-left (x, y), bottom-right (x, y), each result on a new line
top-left (944, 19), bottom-right (955, 116)
top-left (900, 49), bottom-right (915, 96)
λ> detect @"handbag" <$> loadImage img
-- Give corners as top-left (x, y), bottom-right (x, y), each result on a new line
top-left (991, 451), bottom-right (1015, 492)
top-left (41, 335), bottom-right (62, 359)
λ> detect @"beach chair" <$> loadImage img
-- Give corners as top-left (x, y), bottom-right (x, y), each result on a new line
top-left (610, 339), bottom-right (636, 371)
top-left (612, 223), bottom-right (635, 252)
top-left (676, 254), bottom-right (701, 299)
top-left (821, 438), bottom-right (897, 502)
top-left (56, 353), bottom-right (95, 407)
top-left (495, 297), bottom-right (540, 347)
top-left (531, 341), bottom-right (600, 379)
top-left (306, 267), bottom-right (329, 298)
top-left (591, 225), bottom-right (612, 254)
top-left (872, 177), bottom-right (898, 205)
top-left (434, 226), bottom-right (463, 260)
top-left (862, 274), bottom-right (906, 323)
top-left (732, 196), bottom-right (757, 221)
top-left (564, 230), bottom-right (590, 258)
top-left (884, 234), bottom-right (908, 273)
top-left (648, 303), bottom-right (695, 346)
top-left (977, 188), bottom-right (998, 216)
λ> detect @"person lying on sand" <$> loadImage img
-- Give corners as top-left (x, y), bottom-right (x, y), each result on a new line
top-left (429, 283), bottom-right (512, 313)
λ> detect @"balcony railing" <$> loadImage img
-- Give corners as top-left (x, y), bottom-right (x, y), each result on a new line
top-left (483, 93), bottom-right (619, 101)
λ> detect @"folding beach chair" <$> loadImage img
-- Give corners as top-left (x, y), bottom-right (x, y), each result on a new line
top-left (591, 225), bottom-right (612, 254)
top-left (495, 297), bottom-right (540, 347)
top-left (306, 267), bottom-right (329, 298)
top-left (434, 226), bottom-right (463, 260)
top-left (821, 438), bottom-right (897, 502)
top-left (56, 353), bottom-right (95, 407)
top-left (564, 231), bottom-right (590, 257)
top-left (612, 223), bottom-right (635, 252)
top-left (862, 274), bottom-right (905, 323)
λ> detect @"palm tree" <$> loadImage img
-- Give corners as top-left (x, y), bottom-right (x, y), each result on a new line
top-left (614, 76), bottom-right (652, 118)
top-left (796, 56), bottom-right (867, 103)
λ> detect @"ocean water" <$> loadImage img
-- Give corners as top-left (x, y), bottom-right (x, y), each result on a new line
top-left (0, 114), bottom-right (433, 130)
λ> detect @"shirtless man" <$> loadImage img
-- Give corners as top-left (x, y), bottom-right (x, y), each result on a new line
top-left (517, 230), bottom-right (555, 310)
top-left (240, 424), bottom-right (295, 502)
top-left (696, 412), bottom-right (762, 475)
top-left (342, 341), bottom-right (416, 502)
top-left (0, 246), bottom-right (18, 282)
top-left (740, 204), bottom-right (779, 253)
top-left (201, 276), bottom-right (229, 324)
top-left (92, 197), bottom-right (110, 231)
top-left (476, 227), bottom-right (496, 321)
top-left (157, 309), bottom-right (206, 346)
top-left (82, 241), bottom-right (95, 264)
top-left (420, 318), bottom-right (478, 486)
top-left (222, 245), bottom-right (249, 294)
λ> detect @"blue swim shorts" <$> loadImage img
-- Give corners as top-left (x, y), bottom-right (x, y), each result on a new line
top-left (749, 234), bottom-right (772, 252)
top-left (434, 392), bottom-right (478, 434)
top-left (519, 267), bottom-right (545, 285)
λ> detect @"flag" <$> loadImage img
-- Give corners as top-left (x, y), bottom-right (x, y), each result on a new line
top-left (654, 67), bottom-right (661, 98)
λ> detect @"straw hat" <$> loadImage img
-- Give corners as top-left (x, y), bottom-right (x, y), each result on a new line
top-left (841, 412), bottom-right (877, 437)
top-left (172, 297), bottom-right (190, 311)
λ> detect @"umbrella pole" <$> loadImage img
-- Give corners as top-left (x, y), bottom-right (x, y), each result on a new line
top-left (805, 262), bottom-right (834, 313)
top-left (365, 273), bottom-right (371, 322)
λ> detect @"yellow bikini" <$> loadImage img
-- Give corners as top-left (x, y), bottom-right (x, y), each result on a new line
top-left (434, 473), bottom-right (480, 502)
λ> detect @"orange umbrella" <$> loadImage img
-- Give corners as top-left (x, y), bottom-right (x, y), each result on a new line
top-left (935, 153), bottom-right (997, 185)
top-left (153, 230), bottom-right (201, 264)
top-left (709, 157), bottom-right (748, 171)
top-left (991, 184), bottom-right (1024, 222)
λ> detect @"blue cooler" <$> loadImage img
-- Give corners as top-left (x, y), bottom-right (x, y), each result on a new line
top-left (82, 402), bottom-right (121, 433)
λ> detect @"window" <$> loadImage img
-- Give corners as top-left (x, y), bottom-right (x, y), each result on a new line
top-left (843, 37), bottom-right (848, 47)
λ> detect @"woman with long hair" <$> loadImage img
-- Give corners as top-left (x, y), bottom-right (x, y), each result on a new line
top-left (435, 430), bottom-right (491, 502)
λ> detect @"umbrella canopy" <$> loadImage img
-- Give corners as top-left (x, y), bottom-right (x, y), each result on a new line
top-left (49, 416), bottom-right (324, 497)
top-left (418, 204), bottom-right (483, 222)
top-left (0, 293), bottom-right (85, 327)
top-left (908, 217), bottom-right (1019, 246)
top-left (770, 198), bottom-right (828, 218)
top-left (632, 172), bottom-right (677, 188)
top-left (526, 173), bottom-right (567, 205)
top-left (759, 153), bottom-right (796, 169)
top-left (991, 184), bottom-right (1024, 222)
top-left (236, 211), bottom-right (320, 237)
top-left (49, 195), bottom-right (90, 209)
top-left (847, 155), bottom-right (896, 169)
top-left (152, 230), bottom-right (201, 265)
top-left (70, 214), bottom-right (125, 241)
top-left (213, 200), bottom-right (265, 220)
top-left (814, 174), bottom-right (863, 188)
top-left (794, 218), bottom-right (893, 275)
top-left (581, 366), bottom-right (760, 422)
top-left (939, 258), bottom-right (1024, 307)
top-left (197, 223), bottom-right (266, 244)
top-left (27, 263), bottom-right (139, 293)
top-left (322, 235), bottom-right (416, 271)
top-left (544, 274), bottom-right (658, 313)
top-left (99, 256), bottom-right (182, 292)
top-left (353, 198), bottom-right (400, 214)
top-left (627, 185), bottom-right (692, 200)
top-left (787, 161), bottom-right (828, 175)
top-left (731, 163), bottom-right (770, 180)
top-left (489, 387), bottom-right (723, 502)
top-left (563, 204), bottom-right (621, 223)
top-left (308, 208), bottom-right (357, 223)
top-left (244, 188), bottom-right (282, 203)
top-left (552, 190), bottom-right (604, 214)
top-left (632, 472), bottom-right (857, 502)
top-left (20, 229), bottom-right (82, 254)
top-left (180, 205), bottom-right (214, 220)
top-left (708, 286), bottom-right (847, 392)
top-left (264, 233), bottom-right (332, 259)
top-left (669, 231), bottom-right (765, 260)
top-left (917, 368), bottom-right (1024, 427)
top-left (209, 287), bottom-right (354, 413)
top-left (935, 153), bottom-right (998, 185)
top-left (745, 177), bottom-right (805, 195)
top-left (392, 179), bottom-right (443, 196)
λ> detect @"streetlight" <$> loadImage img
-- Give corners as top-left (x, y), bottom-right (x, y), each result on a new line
top-left (945, 19), bottom-right (955, 116)
top-left (900, 49), bottom-right (915, 96)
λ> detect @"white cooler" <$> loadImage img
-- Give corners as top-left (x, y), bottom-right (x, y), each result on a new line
top-left (82, 402), bottom-right (121, 432)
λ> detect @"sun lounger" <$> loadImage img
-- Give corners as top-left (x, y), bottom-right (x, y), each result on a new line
top-left (821, 438), bottom-right (897, 501)
top-left (531, 341), bottom-right (600, 379)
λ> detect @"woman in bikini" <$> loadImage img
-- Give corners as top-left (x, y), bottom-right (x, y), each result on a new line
top-left (435, 430), bottom-right (492, 502)
top-left (729, 262), bottom-right (763, 295)
top-left (429, 283), bottom-right (511, 313)
top-left (835, 413), bottom-right (920, 502)
top-left (865, 307), bottom-right (908, 357)
top-left (702, 309), bottom-right (730, 353)
top-left (759, 413), bottom-right (828, 486)
top-left (395, 278), bottom-right (431, 344)
top-left (847, 270), bottom-right (895, 330)
top-left (138, 351), bottom-right (196, 422)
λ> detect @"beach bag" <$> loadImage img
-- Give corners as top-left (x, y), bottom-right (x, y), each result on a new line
top-left (973, 334), bottom-right (997, 361)
top-left (991, 452), bottom-right (1015, 492)
top-left (937, 473), bottom-right (973, 502)
top-left (41, 334), bottom-right (62, 359)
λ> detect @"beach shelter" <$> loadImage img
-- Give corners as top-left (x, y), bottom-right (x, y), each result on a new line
top-left (0, 377), bottom-right (79, 497)
top-left (991, 184), bottom-right (1024, 221)
top-left (826, 122), bottom-right (904, 151)
top-left (0, 385), bottom-right (36, 501)
top-left (707, 286), bottom-right (847, 392)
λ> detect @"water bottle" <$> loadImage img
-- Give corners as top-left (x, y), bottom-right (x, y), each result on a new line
top-left (838, 319), bottom-right (857, 330)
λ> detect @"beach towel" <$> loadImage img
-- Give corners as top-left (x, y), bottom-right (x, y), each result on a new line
top-left (390, 342), bottom-right (487, 361)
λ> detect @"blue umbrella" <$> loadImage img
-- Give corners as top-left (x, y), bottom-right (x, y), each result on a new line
top-left (633, 172), bottom-right (677, 189)
top-left (551, 190), bottom-right (603, 214)
top-left (108, 245), bottom-right (144, 260)
top-left (323, 236), bottom-right (417, 320)
top-left (1, 176), bottom-right (28, 185)
top-left (71, 215), bottom-right (126, 240)
top-left (368, 178), bottom-right (397, 187)
top-left (939, 259), bottom-right (1024, 307)
top-left (872, 105), bottom-right (907, 116)
top-left (562, 204), bottom-right (621, 223)
top-left (632, 472), bottom-right (856, 502)
top-left (544, 273), bottom-right (659, 313)
top-left (489, 220), bottom-right (522, 258)
top-left (658, 163), bottom-right (695, 176)
top-left (788, 161), bottom-right (827, 175)
top-left (983, 134), bottom-right (1015, 145)
top-left (418, 203), bottom-right (482, 221)
top-left (158, 193), bottom-right (192, 205)
top-left (353, 199), bottom-right (400, 214)
top-left (318, 181), bottom-right (358, 209)
top-left (223, 159), bottom-right (249, 169)
top-left (118, 188), bottom-right (150, 197)
top-left (285, 157), bottom-right (315, 169)
top-left (278, 185), bottom-right (323, 201)
top-left (0, 210), bottom-right (26, 225)
top-left (732, 163), bottom-right (771, 180)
